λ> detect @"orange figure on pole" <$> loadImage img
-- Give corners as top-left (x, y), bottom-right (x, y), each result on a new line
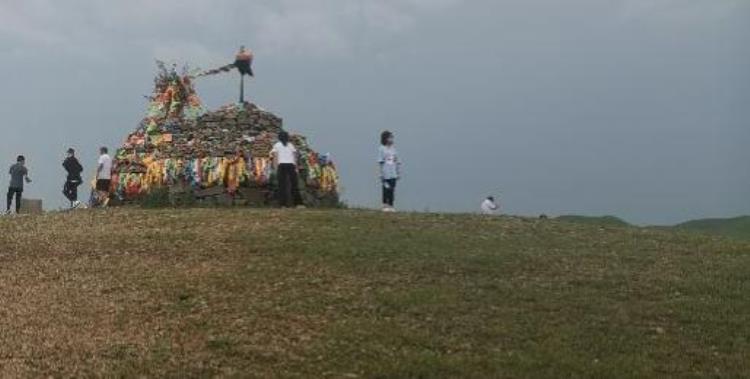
top-left (235, 46), bottom-right (254, 103)
top-left (191, 45), bottom-right (256, 104)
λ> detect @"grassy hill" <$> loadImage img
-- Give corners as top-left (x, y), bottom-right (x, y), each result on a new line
top-left (0, 209), bottom-right (748, 377)
top-left (675, 216), bottom-right (750, 241)
top-left (555, 215), bottom-right (630, 227)
top-left (556, 214), bottom-right (750, 242)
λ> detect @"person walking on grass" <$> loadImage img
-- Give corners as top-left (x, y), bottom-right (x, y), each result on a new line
top-left (270, 131), bottom-right (303, 208)
top-left (6, 155), bottom-right (31, 215)
top-left (95, 146), bottom-right (112, 207)
top-left (378, 130), bottom-right (401, 212)
top-left (62, 148), bottom-right (84, 208)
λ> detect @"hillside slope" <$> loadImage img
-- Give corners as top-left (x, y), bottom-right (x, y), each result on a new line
top-left (555, 215), bottom-right (630, 227)
top-left (0, 209), bottom-right (747, 377)
top-left (675, 215), bottom-right (750, 241)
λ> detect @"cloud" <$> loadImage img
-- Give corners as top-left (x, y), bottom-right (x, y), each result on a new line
top-left (0, 2), bottom-right (67, 47)
top-left (617, 0), bottom-right (746, 24)
top-left (0, 0), bottom-right (463, 60)
top-left (248, 0), bottom-right (464, 56)
top-left (151, 42), bottom-right (226, 68)
top-left (253, 3), bottom-right (355, 56)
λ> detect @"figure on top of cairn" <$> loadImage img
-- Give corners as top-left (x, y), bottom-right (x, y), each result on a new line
top-left (194, 46), bottom-right (255, 103)
top-left (235, 46), bottom-right (254, 77)
top-left (235, 46), bottom-right (254, 103)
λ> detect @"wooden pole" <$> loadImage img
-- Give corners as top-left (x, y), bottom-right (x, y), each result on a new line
top-left (239, 74), bottom-right (245, 103)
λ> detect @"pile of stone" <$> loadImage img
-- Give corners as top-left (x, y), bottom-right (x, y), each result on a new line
top-left (146, 102), bottom-right (282, 159)
top-left (109, 63), bottom-right (339, 207)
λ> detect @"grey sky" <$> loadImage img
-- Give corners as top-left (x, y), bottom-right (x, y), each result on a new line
top-left (0, 0), bottom-right (747, 224)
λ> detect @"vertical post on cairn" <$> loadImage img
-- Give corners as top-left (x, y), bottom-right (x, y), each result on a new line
top-left (239, 74), bottom-right (245, 103)
top-left (235, 45), bottom-right (253, 104)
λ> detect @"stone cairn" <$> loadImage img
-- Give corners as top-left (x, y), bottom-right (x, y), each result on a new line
top-left (110, 62), bottom-right (339, 206)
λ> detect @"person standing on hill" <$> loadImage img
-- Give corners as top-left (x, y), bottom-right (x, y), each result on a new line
top-left (378, 131), bottom-right (401, 212)
top-left (62, 148), bottom-right (84, 208)
top-left (6, 155), bottom-right (31, 215)
top-left (270, 131), bottom-right (303, 208)
top-left (95, 146), bottom-right (112, 207)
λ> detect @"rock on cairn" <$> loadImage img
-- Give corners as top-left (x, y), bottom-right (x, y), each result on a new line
top-left (110, 62), bottom-right (339, 207)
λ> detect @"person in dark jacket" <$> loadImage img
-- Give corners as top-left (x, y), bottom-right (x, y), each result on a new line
top-left (62, 148), bottom-right (84, 208)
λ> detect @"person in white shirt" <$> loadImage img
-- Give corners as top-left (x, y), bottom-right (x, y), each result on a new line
top-left (95, 146), bottom-right (113, 206)
top-left (378, 130), bottom-right (401, 212)
top-left (270, 131), bottom-right (303, 207)
top-left (481, 196), bottom-right (499, 215)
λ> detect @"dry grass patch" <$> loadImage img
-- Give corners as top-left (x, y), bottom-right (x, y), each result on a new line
top-left (0, 209), bottom-right (746, 377)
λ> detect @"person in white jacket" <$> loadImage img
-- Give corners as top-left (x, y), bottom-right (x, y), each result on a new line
top-left (480, 196), bottom-right (499, 215)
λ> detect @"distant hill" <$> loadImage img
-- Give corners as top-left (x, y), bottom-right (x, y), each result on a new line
top-left (555, 215), bottom-right (630, 227)
top-left (674, 216), bottom-right (750, 241)
top-left (555, 214), bottom-right (750, 241)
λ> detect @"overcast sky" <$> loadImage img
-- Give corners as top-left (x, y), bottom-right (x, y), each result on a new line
top-left (0, 0), bottom-right (747, 224)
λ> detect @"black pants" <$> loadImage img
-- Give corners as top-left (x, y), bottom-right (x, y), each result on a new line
top-left (6, 187), bottom-right (22, 213)
top-left (277, 164), bottom-right (302, 207)
top-left (64, 178), bottom-right (82, 202)
top-left (382, 179), bottom-right (397, 206)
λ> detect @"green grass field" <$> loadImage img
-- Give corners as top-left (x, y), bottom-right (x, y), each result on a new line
top-left (0, 208), bottom-right (748, 377)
